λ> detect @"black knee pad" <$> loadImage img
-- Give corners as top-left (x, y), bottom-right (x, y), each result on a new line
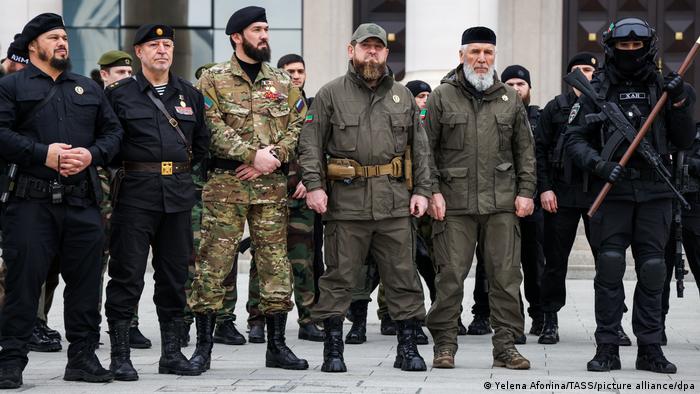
top-left (596, 250), bottom-right (626, 287)
top-left (638, 257), bottom-right (666, 292)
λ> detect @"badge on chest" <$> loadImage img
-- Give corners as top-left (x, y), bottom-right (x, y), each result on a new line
top-left (619, 92), bottom-right (647, 101)
top-left (175, 94), bottom-right (193, 115)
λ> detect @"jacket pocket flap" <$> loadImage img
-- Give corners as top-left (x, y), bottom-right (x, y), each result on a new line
top-left (495, 162), bottom-right (513, 172)
top-left (124, 109), bottom-right (152, 119)
top-left (390, 112), bottom-right (412, 127)
top-left (439, 112), bottom-right (468, 126)
top-left (438, 167), bottom-right (469, 181)
top-left (495, 113), bottom-right (513, 126)
top-left (330, 112), bottom-right (360, 129)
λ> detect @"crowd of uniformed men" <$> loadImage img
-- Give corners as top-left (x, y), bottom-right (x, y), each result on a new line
top-left (0, 5), bottom-right (697, 389)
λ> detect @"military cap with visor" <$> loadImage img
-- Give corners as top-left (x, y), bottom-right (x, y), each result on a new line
top-left (351, 23), bottom-right (388, 46)
top-left (133, 24), bottom-right (174, 46)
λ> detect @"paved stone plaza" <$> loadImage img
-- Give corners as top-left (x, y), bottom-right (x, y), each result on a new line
top-left (12, 275), bottom-right (699, 394)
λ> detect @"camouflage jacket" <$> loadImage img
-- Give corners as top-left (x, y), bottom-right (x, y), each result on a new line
top-left (196, 55), bottom-right (305, 204)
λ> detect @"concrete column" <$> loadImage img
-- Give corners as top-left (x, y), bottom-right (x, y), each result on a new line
top-left (404, 0), bottom-right (499, 89)
top-left (302, 0), bottom-right (353, 96)
top-left (1, 0), bottom-right (61, 56)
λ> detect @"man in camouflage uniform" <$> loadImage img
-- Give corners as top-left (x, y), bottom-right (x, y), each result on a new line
top-left (246, 54), bottom-right (324, 343)
top-left (187, 6), bottom-right (308, 372)
top-left (299, 23), bottom-right (433, 373)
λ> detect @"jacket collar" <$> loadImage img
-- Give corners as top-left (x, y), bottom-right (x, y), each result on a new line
top-left (229, 54), bottom-right (275, 85)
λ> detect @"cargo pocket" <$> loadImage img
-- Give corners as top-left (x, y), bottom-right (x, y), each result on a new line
top-left (431, 219), bottom-right (448, 274)
top-left (390, 112), bottom-right (412, 153)
top-left (220, 102), bottom-right (250, 132)
top-left (330, 112), bottom-right (360, 152)
top-left (439, 112), bottom-right (467, 150)
top-left (268, 106), bottom-right (291, 137)
top-left (495, 113), bottom-right (514, 151)
top-left (438, 167), bottom-right (469, 210)
top-left (323, 221), bottom-right (339, 269)
top-left (494, 162), bottom-right (516, 209)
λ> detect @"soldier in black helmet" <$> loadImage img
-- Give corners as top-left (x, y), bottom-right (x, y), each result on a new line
top-left (565, 17), bottom-right (695, 373)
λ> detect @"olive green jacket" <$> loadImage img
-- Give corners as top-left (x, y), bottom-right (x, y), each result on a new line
top-left (424, 65), bottom-right (536, 215)
top-left (298, 62), bottom-right (433, 221)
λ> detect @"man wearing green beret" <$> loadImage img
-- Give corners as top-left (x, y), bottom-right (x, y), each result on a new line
top-left (98, 50), bottom-right (133, 87)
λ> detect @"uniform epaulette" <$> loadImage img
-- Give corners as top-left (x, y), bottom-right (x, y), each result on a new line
top-left (208, 61), bottom-right (231, 74)
top-left (106, 76), bottom-right (135, 91)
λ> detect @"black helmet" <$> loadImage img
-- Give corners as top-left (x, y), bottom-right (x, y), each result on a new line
top-left (602, 18), bottom-right (657, 63)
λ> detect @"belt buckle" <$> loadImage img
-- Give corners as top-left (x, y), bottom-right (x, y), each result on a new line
top-left (161, 161), bottom-right (173, 176)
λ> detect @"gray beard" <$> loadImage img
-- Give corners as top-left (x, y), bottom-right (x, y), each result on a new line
top-left (463, 64), bottom-right (495, 92)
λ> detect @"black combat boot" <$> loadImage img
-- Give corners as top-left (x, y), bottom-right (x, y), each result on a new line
top-left (298, 322), bottom-right (324, 342)
top-left (457, 317), bottom-right (467, 336)
top-left (415, 323), bottom-right (429, 345)
top-left (587, 343), bottom-right (621, 372)
top-left (249, 322), bottom-right (265, 343)
top-left (129, 326), bottom-right (152, 349)
top-left (393, 320), bottom-right (427, 371)
top-left (529, 315), bottom-right (544, 336)
top-left (213, 319), bottom-right (246, 345)
top-left (28, 321), bottom-right (62, 352)
top-left (188, 312), bottom-right (215, 373)
top-left (108, 320), bottom-right (138, 381)
top-left (538, 312), bottom-right (559, 344)
top-left (38, 319), bottom-right (61, 341)
top-left (158, 320), bottom-right (201, 376)
top-left (265, 313), bottom-right (309, 370)
top-left (636, 344), bottom-right (677, 373)
top-left (321, 316), bottom-right (347, 372)
top-left (345, 300), bottom-right (368, 344)
top-left (0, 365), bottom-right (23, 389)
top-left (467, 315), bottom-right (492, 335)
top-left (64, 343), bottom-right (114, 382)
top-left (380, 315), bottom-right (396, 335)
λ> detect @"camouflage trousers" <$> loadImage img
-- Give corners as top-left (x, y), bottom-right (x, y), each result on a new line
top-left (188, 201), bottom-right (293, 314)
top-left (248, 201), bottom-right (316, 325)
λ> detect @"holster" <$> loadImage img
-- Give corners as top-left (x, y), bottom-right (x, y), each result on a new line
top-left (110, 167), bottom-right (125, 206)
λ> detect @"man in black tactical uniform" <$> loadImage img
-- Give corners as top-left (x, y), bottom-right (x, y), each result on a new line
top-left (566, 18), bottom-right (695, 373)
top-left (536, 53), bottom-right (631, 346)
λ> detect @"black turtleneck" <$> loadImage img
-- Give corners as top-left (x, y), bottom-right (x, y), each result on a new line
top-left (236, 53), bottom-right (262, 83)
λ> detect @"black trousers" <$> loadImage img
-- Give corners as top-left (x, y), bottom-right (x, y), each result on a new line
top-left (471, 211), bottom-right (544, 321)
top-left (0, 199), bottom-right (103, 368)
top-left (540, 206), bottom-right (596, 313)
top-left (591, 199), bottom-right (671, 345)
top-left (105, 204), bottom-right (192, 323)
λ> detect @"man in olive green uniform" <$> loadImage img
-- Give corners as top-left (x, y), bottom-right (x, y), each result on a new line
top-left (299, 23), bottom-right (433, 373)
top-left (424, 27), bottom-right (536, 370)
top-left (187, 6), bottom-right (308, 372)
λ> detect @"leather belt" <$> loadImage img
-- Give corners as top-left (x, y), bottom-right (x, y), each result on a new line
top-left (15, 174), bottom-right (90, 199)
top-left (123, 161), bottom-right (190, 176)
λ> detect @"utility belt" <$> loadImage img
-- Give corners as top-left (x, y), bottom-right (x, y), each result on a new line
top-left (14, 174), bottom-right (90, 200)
top-left (327, 157), bottom-right (403, 182)
top-left (209, 157), bottom-right (289, 175)
top-left (123, 161), bottom-right (190, 176)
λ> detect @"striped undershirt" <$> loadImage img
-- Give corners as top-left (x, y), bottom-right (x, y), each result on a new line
top-left (153, 84), bottom-right (166, 96)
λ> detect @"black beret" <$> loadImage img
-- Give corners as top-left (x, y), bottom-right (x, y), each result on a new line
top-left (501, 65), bottom-right (531, 87)
top-left (133, 24), bottom-right (174, 46)
top-left (461, 26), bottom-right (496, 45)
top-left (21, 13), bottom-right (65, 47)
top-left (567, 52), bottom-right (599, 72)
top-left (6, 34), bottom-right (29, 64)
top-left (226, 6), bottom-right (267, 35)
top-left (405, 80), bottom-right (431, 97)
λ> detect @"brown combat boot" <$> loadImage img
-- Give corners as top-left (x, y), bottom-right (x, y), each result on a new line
top-left (493, 347), bottom-right (530, 370)
top-left (432, 348), bottom-right (455, 369)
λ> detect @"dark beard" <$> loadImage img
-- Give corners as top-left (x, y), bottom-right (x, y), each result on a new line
top-left (353, 58), bottom-right (384, 81)
top-left (242, 37), bottom-right (271, 63)
top-left (38, 47), bottom-right (70, 71)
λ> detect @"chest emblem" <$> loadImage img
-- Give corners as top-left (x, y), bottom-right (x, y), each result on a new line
top-left (568, 102), bottom-right (581, 124)
top-left (392, 95), bottom-right (400, 103)
top-left (175, 106), bottom-right (193, 115)
top-left (619, 92), bottom-right (647, 101)
top-left (75, 86), bottom-right (84, 95)
top-left (502, 95), bottom-right (508, 101)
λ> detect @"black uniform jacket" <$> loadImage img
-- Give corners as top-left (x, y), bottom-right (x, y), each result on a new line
top-left (105, 72), bottom-right (210, 213)
top-left (0, 63), bottom-right (123, 204)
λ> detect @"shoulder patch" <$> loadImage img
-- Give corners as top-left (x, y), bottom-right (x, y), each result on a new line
top-left (203, 95), bottom-right (214, 110)
top-left (568, 102), bottom-right (581, 124)
top-left (305, 114), bottom-right (314, 124)
top-left (294, 97), bottom-right (305, 113)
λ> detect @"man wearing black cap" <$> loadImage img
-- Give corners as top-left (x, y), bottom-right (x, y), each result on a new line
top-left (0, 34), bottom-right (29, 76)
top-left (465, 65), bottom-right (545, 344)
top-left (536, 53), bottom-right (602, 346)
top-left (0, 13), bottom-right (123, 388)
top-left (187, 6), bottom-right (309, 372)
top-left (299, 22), bottom-right (432, 373)
top-left (566, 18), bottom-right (695, 373)
top-left (102, 23), bottom-right (209, 380)
top-left (424, 26), bottom-right (536, 370)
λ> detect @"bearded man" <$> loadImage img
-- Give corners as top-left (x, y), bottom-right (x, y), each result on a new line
top-left (422, 27), bottom-right (537, 370)
top-left (187, 6), bottom-right (308, 372)
top-left (298, 23), bottom-right (433, 373)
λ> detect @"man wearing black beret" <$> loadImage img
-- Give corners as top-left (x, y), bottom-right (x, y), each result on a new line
top-left (0, 12), bottom-right (123, 388)
top-left (188, 6), bottom-right (308, 373)
top-left (424, 26), bottom-right (535, 370)
top-left (102, 23), bottom-right (210, 380)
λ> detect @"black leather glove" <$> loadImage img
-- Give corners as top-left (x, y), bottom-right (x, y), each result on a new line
top-left (664, 72), bottom-right (687, 104)
top-left (594, 160), bottom-right (623, 183)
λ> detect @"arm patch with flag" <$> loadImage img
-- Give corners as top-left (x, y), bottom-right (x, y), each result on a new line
top-left (305, 114), bottom-right (314, 123)
top-left (419, 108), bottom-right (427, 124)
